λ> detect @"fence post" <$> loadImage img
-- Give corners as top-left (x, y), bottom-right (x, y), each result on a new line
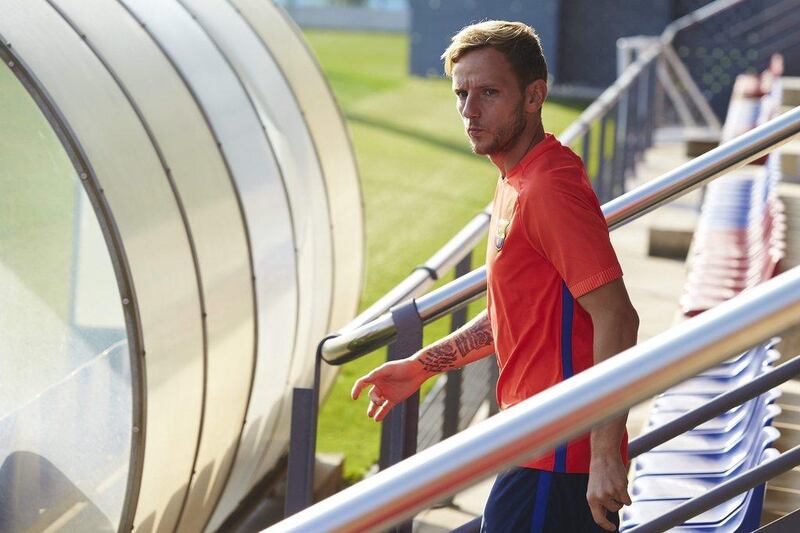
top-left (597, 114), bottom-right (609, 202)
top-left (487, 362), bottom-right (500, 416)
top-left (613, 98), bottom-right (629, 199)
top-left (636, 68), bottom-right (649, 161)
top-left (379, 300), bottom-right (423, 469)
top-left (615, 38), bottom-right (634, 198)
top-left (284, 347), bottom-right (324, 517)
top-left (646, 60), bottom-right (657, 149)
top-left (378, 300), bottom-right (423, 533)
top-left (443, 253), bottom-right (471, 440)
top-left (625, 77), bottom-right (638, 186)
top-left (581, 127), bottom-right (592, 178)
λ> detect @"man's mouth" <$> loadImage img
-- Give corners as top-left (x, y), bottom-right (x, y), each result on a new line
top-left (467, 127), bottom-right (484, 137)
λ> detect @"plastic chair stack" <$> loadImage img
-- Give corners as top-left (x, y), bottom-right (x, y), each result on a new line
top-left (679, 164), bottom-right (786, 315)
top-left (680, 65), bottom-right (787, 317)
top-left (621, 59), bottom-right (790, 531)
top-left (621, 341), bottom-right (782, 532)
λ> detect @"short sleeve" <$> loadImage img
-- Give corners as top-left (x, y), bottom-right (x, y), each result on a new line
top-left (519, 169), bottom-right (622, 298)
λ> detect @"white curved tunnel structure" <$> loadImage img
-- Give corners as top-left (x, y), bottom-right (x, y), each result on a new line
top-left (0, 1), bottom-right (363, 531)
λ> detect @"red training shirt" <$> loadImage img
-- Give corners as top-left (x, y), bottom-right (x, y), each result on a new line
top-left (485, 133), bottom-right (627, 473)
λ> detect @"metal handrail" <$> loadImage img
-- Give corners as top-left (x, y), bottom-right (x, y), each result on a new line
top-left (269, 265), bottom-right (800, 532)
top-left (628, 350), bottom-right (797, 458)
top-left (662, 0), bottom-right (744, 42)
top-left (560, 0), bottom-right (746, 143)
top-left (555, 44), bottom-right (660, 148)
top-left (321, 106), bottom-right (800, 364)
top-left (343, 207), bottom-right (490, 333)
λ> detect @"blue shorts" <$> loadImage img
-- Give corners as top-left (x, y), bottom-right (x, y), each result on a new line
top-left (481, 467), bottom-right (620, 533)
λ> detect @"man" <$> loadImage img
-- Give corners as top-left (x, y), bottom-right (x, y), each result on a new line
top-left (352, 21), bottom-right (639, 532)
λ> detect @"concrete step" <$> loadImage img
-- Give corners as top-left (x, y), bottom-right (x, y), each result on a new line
top-left (778, 140), bottom-right (800, 183)
top-left (780, 77), bottom-right (800, 108)
top-left (778, 183), bottom-right (800, 273)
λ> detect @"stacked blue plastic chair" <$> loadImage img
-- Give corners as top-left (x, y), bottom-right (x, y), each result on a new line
top-left (621, 342), bottom-right (781, 531)
top-left (621, 66), bottom-right (789, 531)
top-left (681, 72), bottom-right (786, 317)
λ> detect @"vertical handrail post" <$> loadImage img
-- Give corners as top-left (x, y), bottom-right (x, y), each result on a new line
top-left (614, 97), bottom-right (629, 199)
top-left (582, 127), bottom-right (592, 180)
top-left (438, 253), bottom-right (473, 507)
top-left (597, 113), bottom-right (609, 203)
top-left (378, 300), bottom-right (423, 533)
top-left (378, 300), bottom-right (423, 469)
top-left (284, 347), bottom-right (325, 517)
top-left (487, 362), bottom-right (500, 416)
top-left (626, 78), bottom-right (638, 184)
top-left (443, 253), bottom-right (472, 441)
top-left (636, 65), bottom-right (649, 161)
top-left (615, 38), bottom-right (633, 198)
top-left (646, 59), bottom-right (657, 149)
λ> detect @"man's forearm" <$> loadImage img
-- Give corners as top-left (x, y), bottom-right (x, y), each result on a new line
top-left (590, 310), bottom-right (639, 457)
top-left (412, 310), bottom-right (495, 375)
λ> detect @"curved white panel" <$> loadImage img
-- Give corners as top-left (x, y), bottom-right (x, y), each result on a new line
top-left (223, 1), bottom-right (365, 504)
top-left (0, 60), bottom-right (132, 532)
top-left (47, 0), bottom-right (262, 531)
top-left (231, 0), bottom-right (364, 335)
top-left (175, 0), bottom-right (342, 524)
top-left (0, 1), bottom-right (206, 531)
top-left (1, 0), bottom-right (364, 529)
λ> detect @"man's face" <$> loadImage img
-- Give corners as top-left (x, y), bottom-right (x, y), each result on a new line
top-left (451, 47), bottom-right (531, 156)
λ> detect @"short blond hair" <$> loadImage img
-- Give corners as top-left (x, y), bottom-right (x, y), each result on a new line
top-left (441, 20), bottom-right (548, 88)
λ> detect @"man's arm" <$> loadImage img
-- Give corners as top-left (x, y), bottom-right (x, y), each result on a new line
top-left (417, 309), bottom-right (495, 372)
top-left (352, 310), bottom-right (494, 421)
top-left (577, 278), bottom-right (639, 531)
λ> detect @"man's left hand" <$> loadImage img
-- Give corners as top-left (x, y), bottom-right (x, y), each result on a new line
top-left (586, 454), bottom-right (631, 531)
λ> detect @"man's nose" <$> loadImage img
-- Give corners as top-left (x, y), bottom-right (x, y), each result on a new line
top-left (461, 94), bottom-right (480, 119)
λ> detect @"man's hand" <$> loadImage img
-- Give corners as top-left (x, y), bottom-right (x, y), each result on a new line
top-left (351, 359), bottom-right (430, 422)
top-left (586, 453), bottom-right (631, 531)
top-left (352, 311), bottom-right (495, 422)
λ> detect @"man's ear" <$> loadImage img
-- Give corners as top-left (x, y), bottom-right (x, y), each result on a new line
top-left (525, 79), bottom-right (548, 113)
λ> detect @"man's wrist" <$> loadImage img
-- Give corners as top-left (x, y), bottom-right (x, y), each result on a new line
top-left (411, 351), bottom-right (441, 378)
top-left (590, 436), bottom-right (623, 462)
top-left (590, 448), bottom-right (621, 462)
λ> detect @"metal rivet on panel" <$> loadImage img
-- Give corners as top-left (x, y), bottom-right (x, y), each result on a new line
top-left (122, 297), bottom-right (130, 305)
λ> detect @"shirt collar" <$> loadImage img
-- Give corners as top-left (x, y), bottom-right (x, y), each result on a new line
top-left (505, 133), bottom-right (559, 189)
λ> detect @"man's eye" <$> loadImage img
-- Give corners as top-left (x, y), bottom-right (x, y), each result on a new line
top-left (483, 89), bottom-right (497, 96)
top-left (456, 91), bottom-right (467, 99)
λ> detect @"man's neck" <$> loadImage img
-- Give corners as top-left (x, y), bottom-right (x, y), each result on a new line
top-left (491, 122), bottom-right (545, 178)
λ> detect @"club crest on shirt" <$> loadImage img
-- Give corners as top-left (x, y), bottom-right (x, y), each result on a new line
top-left (495, 218), bottom-right (511, 250)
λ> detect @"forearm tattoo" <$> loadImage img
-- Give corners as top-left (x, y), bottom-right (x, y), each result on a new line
top-left (418, 344), bottom-right (459, 373)
top-left (455, 320), bottom-right (493, 357)
top-left (417, 317), bottom-right (493, 374)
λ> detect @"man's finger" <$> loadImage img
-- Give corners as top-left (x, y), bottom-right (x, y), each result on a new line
top-left (617, 488), bottom-right (632, 507)
top-left (367, 399), bottom-right (381, 418)
top-left (351, 374), bottom-right (374, 400)
top-left (367, 388), bottom-right (384, 418)
top-left (604, 499), bottom-right (623, 513)
top-left (588, 501), bottom-right (616, 532)
top-left (374, 399), bottom-right (395, 422)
